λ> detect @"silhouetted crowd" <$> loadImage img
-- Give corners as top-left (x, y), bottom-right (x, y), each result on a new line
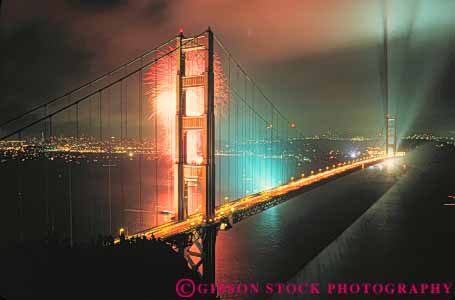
top-left (0, 233), bottom-right (216, 300)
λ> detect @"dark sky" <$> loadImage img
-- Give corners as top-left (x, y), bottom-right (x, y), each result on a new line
top-left (1, 0), bottom-right (454, 136)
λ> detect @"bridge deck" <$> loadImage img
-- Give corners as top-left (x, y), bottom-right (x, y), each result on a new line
top-left (123, 155), bottom-right (398, 240)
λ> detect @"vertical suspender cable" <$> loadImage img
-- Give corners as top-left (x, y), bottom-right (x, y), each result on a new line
top-left (139, 63), bottom-right (143, 228)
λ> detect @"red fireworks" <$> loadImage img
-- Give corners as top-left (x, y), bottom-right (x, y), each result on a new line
top-left (143, 38), bottom-right (228, 165)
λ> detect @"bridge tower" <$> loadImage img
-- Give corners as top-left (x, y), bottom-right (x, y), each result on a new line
top-left (385, 115), bottom-right (397, 157)
top-left (175, 28), bottom-right (215, 222)
top-left (382, 0), bottom-right (397, 157)
top-left (175, 28), bottom-right (216, 283)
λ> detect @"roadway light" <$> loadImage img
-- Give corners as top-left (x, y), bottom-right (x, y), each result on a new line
top-left (385, 159), bottom-right (395, 169)
top-left (220, 221), bottom-right (232, 231)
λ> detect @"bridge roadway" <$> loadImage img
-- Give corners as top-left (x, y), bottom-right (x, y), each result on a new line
top-left (122, 155), bottom-right (399, 240)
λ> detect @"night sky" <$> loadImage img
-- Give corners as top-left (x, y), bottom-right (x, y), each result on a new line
top-left (1, 0), bottom-right (454, 136)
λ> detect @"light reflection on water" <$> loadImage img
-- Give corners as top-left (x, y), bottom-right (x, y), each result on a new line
top-left (0, 140), bottom-right (373, 245)
top-left (215, 160), bottom-right (401, 299)
top-left (216, 146), bottom-right (455, 299)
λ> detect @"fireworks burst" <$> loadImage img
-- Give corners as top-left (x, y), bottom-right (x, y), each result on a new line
top-left (143, 39), bottom-right (228, 168)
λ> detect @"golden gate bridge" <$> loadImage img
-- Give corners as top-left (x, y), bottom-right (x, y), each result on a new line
top-left (0, 28), bottom-right (398, 281)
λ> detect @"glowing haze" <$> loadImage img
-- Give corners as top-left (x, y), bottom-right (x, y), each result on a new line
top-left (1, 0), bottom-right (454, 136)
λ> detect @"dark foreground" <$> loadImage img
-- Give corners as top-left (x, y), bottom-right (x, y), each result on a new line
top-left (0, 237), bottom-right (214, 300)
